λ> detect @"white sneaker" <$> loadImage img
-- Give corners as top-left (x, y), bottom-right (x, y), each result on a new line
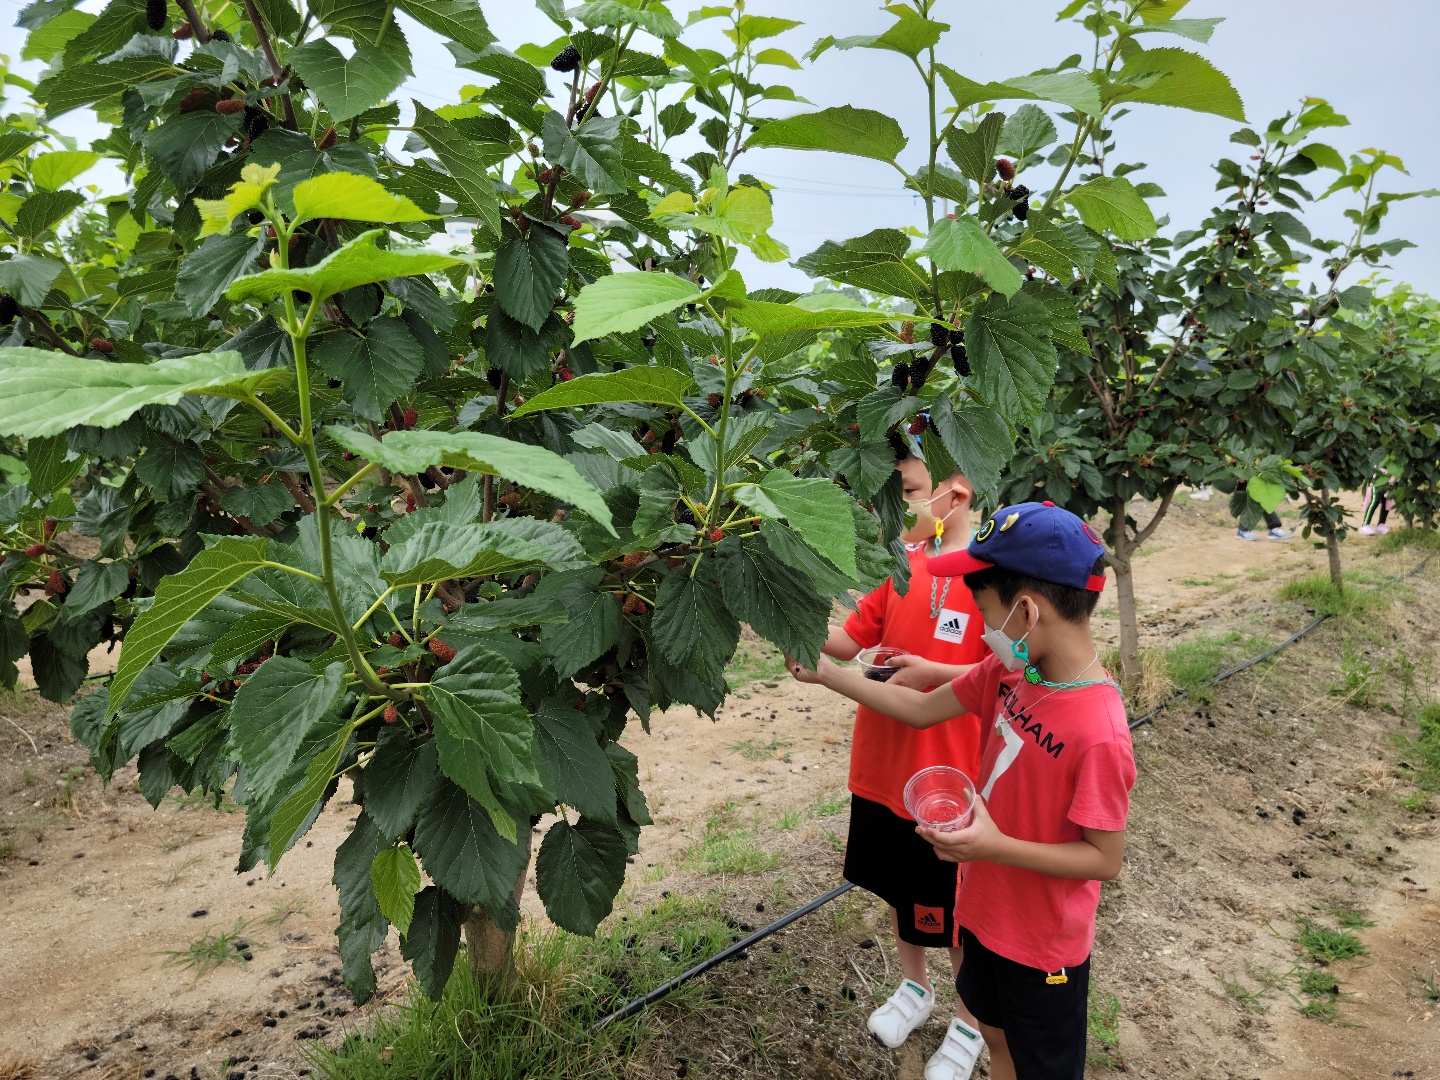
top-left (1359, 524), bottom-right (1377, 535)
top-left (1190, 485), bottom-right (1214, 501)
top-left (924, 1017), bottom-right (985, 1080)
top-left (1376, 523), bottom-right (1390, 534)
top-left (867, 978), bottom-right (934, 1048)
top-left (1268, 527), bottom-right (1294, 540)
top-left (1236, 529), bottom-right (1263, 541)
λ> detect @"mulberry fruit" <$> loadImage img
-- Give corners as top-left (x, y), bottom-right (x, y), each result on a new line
top-left (486, 367), bottom-right (503, 389)
top-left (211, 28), bottom-right (231, 42)
top-left (951, 343), bottom-right (970, 377)
top-left (44, 571), bottom-right (66, 597)
top-left (621, 594), bottom-right (647, 616)
top-left (538, 168), bottom-right (556, 185)
top-left (145, 0), bottom-right (166, 31)
top-left (887, 429), bottom-right (908, 457)
top-left (709, 528), bottom-right (725, 543)
top-left (569, 190), bottom-right (591, 209)
top-left (178, 87), bottom-right (207, 112)
top-left (24, 543), bottom-right (46, 558)
top-left (427, 639), bottom-right (457, 664)
top-left (402, 407), bottom-right (418, 428)
top-left (660, 429), bottom-right (676, 455)
top-left (550, 44), bottom-right (581, 72)
top-left (1012, 200), bottom-right (1029, 222)
top-left (585, 82), bottom-right (601, 104)
top-left (562, 215), bottom-right (583, 229)
top-left (996, 158), bottom-right (1016, 182)
top-left (890, 361), bottom-right (910, 391)
top-left (43, 519), bottom-right (56, 540)
top-left (909, 357), bottom-right (933, 393)
top-left (557, 366), bottom-right (575, 381)
top-left (173, 22), bottom-right (193, 39)
top-left (90, 338), bottom-right (114, 353)
top-left (317, 126), bottom-right (337, 151)
top-left (908, 415), bottom-right (929, 436)
top-left (707, 393), bottom-right (723, 408)
top-left (383, 704), bottom-right (400, 724)
top-left (215, 98), bottom-right (244, 115)
top-left (242, 106), bottom-right (269, 140)
top-left (498, 492), bottom-right (521, 507)
top-left (0, 294), bottom-right (16, 324)
top-left (899, 320), bottom-right (915, 344)
top-left (1008, 184), bottom-right (1031, 202)
top-left (388, 632), bottom-right (405, 648)
top-left (928, 322), bottom-right (950, 348)
top-left (622, 552), bottom-right (646, 568)
top-left (341, 451), bottom-right (356, 461)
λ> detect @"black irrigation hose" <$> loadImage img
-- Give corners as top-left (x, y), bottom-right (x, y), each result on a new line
top-left (587, 881), bottom-right (857, 1034)
top-left (1127, 552), bottom-right (1433, 731)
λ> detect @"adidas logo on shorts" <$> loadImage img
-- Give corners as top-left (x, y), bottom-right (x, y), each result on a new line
top-left (913, 905), bottom-right (945, 931)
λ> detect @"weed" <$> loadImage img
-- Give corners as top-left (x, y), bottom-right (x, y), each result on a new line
top-left (1276, 572), bottom-right (1385, 619)
top-left (1375, 527), bottom-right (1440, 553)
top-left (267, 900), bottom-right (310, 924)
top-left (812, 791), bottom-right (848, 817)
top-left (1397, 702), bottom-right (1440, 792)
top-left (1293, 914), bottom-right (1367, 965)
top-left (1086, 989), bottom-right (1123, 1068)
top-left (728, 737), bottom-right (792, 762)
top-left (1422, 972), bottom-right (1440, 1003)
top-left (682, 803), bottom-right (779, 876)
top-left (775, 809), bottom-right (801, 831)
top-left (160, 856), bottom-right (200, 888)
top-left (1161, 630), bottom-right (1253, 705)
top-left (1296, 997), bottom-right (1339, 1022)
top-left (1323, 903), bottom-right (1374, 930)
top-left (1398, 790), bottom-right (1435, 813)
top-left (160, 920), bottom-right (258, 978)
top-left (726, 640), bottom-right (788, 688)
top-left (1219, 962), bottom-right (1289, 1013)
top-left (21, 768), bottom-right (34, 787)
top-left (0, 840), bottom-right (15, 861)
top-left (1330, 641), bottom-right (1380, 707)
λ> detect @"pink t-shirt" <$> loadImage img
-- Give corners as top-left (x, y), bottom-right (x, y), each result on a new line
top-left (949, 654), bottom-right (1135, 970)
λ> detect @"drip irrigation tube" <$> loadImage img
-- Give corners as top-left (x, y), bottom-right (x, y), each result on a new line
top-left (587, 881), bottom-right (856, 1034)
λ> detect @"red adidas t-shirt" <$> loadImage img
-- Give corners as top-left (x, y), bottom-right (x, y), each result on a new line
top-left (949, 654), bottom-right (1135, 970)
top-left (841, 544), bottom-right (986, 819)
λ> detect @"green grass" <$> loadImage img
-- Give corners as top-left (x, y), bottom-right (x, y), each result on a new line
top-left (1398, 703), bottom-right (1440, 792)
top-left (1276, 572), bottom-right (1387, 619)
top-left (1422, 972), bottom-right (1440, 1003)
top-left (159, 919), bottom-right (258, 978)
top-left (682, 802), bottom-right (780, 876)
top-left (725, 640), bottom-right (789, 688)
top-left (1330, 641), bottom-right (1381, 707)
top-left (1219, 962), bottom-right (1288, 1014)
top-left (1086, 988), bottom-right (1123, 1068)
top-left (311, 896), bottom-right (735, 1080)
top-left (1160, 629), bottom-right (1267, 704)
top-left (1399, 790), bottom-right (1435, 813)
top-left (811, 791), bottom-right (848, 817)
top-left (1323, 903), bottom-right (1375, 930)
top-left (0, 839), bottom-right (15, 861)
top-left (1293, 914), bottom-right (1367, 965)
top-left (728, 738), bottom-right (792, 761)
top-left (1375, 527), bottom-right (1440, 554)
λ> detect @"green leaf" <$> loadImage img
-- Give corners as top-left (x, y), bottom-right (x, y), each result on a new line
top-left (944, 111), bottom-right (1005, 183)
top-left (21, 9), bottom-right (94, 63)
top-left (289, 40), bottom-right (411, 122)
top-left (15, 190), bottom-right (85, 238)
top-left (542, 112), bottom-right (627, 195)
top-left (227, 229), bottom-right (466, 304)
top-left (363, 727), bottom-right (440, 840)
top-left (221, 481), bottom-right (296, 527)
top-left (178, 233), bottom-right (265, 318)
top-left (312, 317), bottom-right (425, 423)
top-left (411, 102), bottom-right (502, 238)
top-left (920, 215), bottom-right (1023, 298)
top-left (1296, 143), bottom-right (1346, 173)
top-left (997, 104), bottom-right (1058, 160)
top-left (323, 428), bottom-right (615, 534)
top-left (209, 611), bottom-right (294, 665)
top-left (370, 845), bottom-right (424, 937)
top-left (751, 470), bottom-right (859, 581)
top-left (564, 272), bottom-right (701, 346)
top-left (652, 560), bottom-right (740, 687)
top-left (823, 9), bottom-right (946, 59)
top-left (532, 696), bottom-right (619, 824)
top-left (229, 658), bottom-right (347, 805)
top-left (266, 711), bottom-right (351, 866)
top-left (0, 254), bottom-right (64, 306)
top-left (332, 811), bottom-right (387, 1003)
top-left (59, 560), bottom-right (129, 623)
top-left (25, 433), bottom-right (84, 493)
top-left (794, 229), bottom-right (928, 303)
top-left (493, 224), bottom-right (570, 332)
top-left (30, 150), bottom-right (101, 191)
top-left (719, 536), bottom-right (831, 667)
top-left (141, 109), bottom-right (244, 194)
top-left (291, 172), bottom-right (436, 226)
top-left (1131, 17), bottom-right (1221, 43)
top-left (728, 296), bottom-right (898, 338)
top-left (1110, 47), bottom-right (1245, 122)
top-left (0, 349), bottom-right (282, 438)
top-left (413, 779), bottom-right (531, 913)
top-left (108, 537), bottom-right (272, 715)
top-left (928, 397), bottom-right (1011, 496)
top-left (34, 57), bottom-right (177, 117)
top-left (964, 291), bottom-right (1058, 426)
top-left (744, 106), bottom-right (907, 163)
top-left (935, 63), bottom-right (1102, 117)
top-left (1246, 476), bottom-right (1285, 513)
top-left (511, 366), bottom-right (698, 417)
top-left (829, 441), bottom-right (895, 502)
top-left (380, 520), bottom-right (587, 587)
top-left (397, 0), bottom-right (495, 52)
top-left (1061, 176), bottom-right (1158, 240)
top-left (534, 567), bottom-right (622, 679)
top-left (400, 886), bottom-right (466, 999)
top-left (535, 818), bottom-right (628, 935)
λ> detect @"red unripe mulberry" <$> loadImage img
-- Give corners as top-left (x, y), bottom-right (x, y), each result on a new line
top-left (996, 158), bottom-right (1016, 182)
top-left (402, 407), bottom-right (418, 428)
top-left (585, 82), bottom-right (601, 104)
top-left (215, 98), bottom-right (244, 115)
top-left (389, 632), bottom-right (405, 647)
top-left (44, 571), bottom-right (66, 596)
top-left (25, 543), bottom-right (46, 558)
top-left (173, 22), bottom-right (193, 39)
top-left (569, 190), bottom-right (591, 209)
top-left (91, 338), bottom-right (114, 353)
top-left (709, 528), bottom-right (724, 542)
top-left (383, 704), bottom-right (400, 724)
top-left (427, 639), bottom-right (457, 664)
top-left (317, 126), bottom-right (338, 151)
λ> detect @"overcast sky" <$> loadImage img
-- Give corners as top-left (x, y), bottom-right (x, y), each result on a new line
top-left (6, 0), bottom-right (1438, 297)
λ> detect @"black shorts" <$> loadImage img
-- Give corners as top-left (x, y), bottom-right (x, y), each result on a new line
top-left (954, 927), bottom-right (1090, 1080)
top-left (842, 794), bottom-right (958, 947)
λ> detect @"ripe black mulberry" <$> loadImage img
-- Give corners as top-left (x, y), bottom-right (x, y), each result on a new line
top-left (145, 0), bottom-right (166, 31)
top-left (928, 322), bottom-right (950, 348)
top-left (0, 294), bottom-right (16, 324)
top-left (550, 45), bottom-right (581, 72)
top-left (890, 361), bottom-right (910, 391)
top-left (211, 28), bottom-right (231, 42)
top-left (951, 343), bottom-right (970, 377)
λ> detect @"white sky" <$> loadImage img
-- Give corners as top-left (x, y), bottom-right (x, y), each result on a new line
top-left (5, 0), bottom-right (1438, 297)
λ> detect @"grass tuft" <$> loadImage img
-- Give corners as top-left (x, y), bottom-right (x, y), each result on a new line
top-left (682, 802), bottom-right (780, 876)
top-left (1276, 572), bottom-right (1386, 619)
top-left (1293, 914), bottom-right (1367, 965)
top-left (1375, 527), bottom-right (1440, 554)
top-left (1086, 988), bottom-right (1123, 1068)
top-left (159, 919), bottom-right (259, 978)
top-left (1398, 703), bottom-right (1440, 792)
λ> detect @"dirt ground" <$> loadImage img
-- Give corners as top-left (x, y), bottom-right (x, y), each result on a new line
top-left (1, 493), bottom-right (1436, 1080)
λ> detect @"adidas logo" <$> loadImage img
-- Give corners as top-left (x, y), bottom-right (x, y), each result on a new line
top-left (915, 912), bottom-right (942, 928)
top-left (934, 608), bottom-right (969, 642)
top-left (939, 616), bottom-right (965, 635)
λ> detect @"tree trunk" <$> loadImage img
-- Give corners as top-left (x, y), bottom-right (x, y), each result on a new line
top-left (1108, 503), bottom-right (1141, 691)
top-left (1325, 528), bottom-right (1344, 592)
top-left (463, 827), bottom-right (532, 991)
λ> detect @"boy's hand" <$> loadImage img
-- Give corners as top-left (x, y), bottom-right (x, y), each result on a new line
top-left (784, 654), bottom-right (827, 684)
top-left (916, 796), bottom-right (1008, 864)
top-left (885, 654), bottom-right (946, 690)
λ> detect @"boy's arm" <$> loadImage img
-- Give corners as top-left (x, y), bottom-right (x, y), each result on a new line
top-left (917, 799), bottom-right (1125, 881)
top-left (786, 654), bottom-right (966, 729)
top-left (823, 626), bottom-right (862, 660)
top-left (885, 655), bottom-right (976, 691)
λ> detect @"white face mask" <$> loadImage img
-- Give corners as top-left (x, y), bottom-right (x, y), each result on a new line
top-left (981, 598), bottom-right (1035, 672)
top-left (905, 487), bottom-right (967, 538)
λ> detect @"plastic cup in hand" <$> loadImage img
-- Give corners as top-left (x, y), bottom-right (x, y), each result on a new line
top-left (857, 646), bottom-right (909, 682)
top-left (904, 766), bottom-right (976, 832)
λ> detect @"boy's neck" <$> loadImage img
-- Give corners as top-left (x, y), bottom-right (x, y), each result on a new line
top-left (1031, 623), bottom-right (1101, 684)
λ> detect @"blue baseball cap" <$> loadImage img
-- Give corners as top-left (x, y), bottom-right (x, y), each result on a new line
top-left (928, 500), bottom-right (1107, 591)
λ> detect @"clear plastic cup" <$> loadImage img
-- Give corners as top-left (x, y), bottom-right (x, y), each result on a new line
top-left (856, 645), bottom-right (909, 682)
top-left (903, 766), bottom-right (976, 832)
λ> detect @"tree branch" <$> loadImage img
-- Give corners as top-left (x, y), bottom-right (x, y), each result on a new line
top-left (280, 471), bottom-right (316, 514)
top-left (18, 308), bottom-right (82, 357)
top-left (175, 0), bottom-right (211, 43)
top-left (1131, 483), bottom-right (1177, 550)
top-left (240, 0), bottom-right (298, 131)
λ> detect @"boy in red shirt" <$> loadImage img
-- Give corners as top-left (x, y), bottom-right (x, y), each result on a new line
top-left (821, 449), bottom-right (988, 1053)
top-left (792, 502), bottom-right (1134, 1080)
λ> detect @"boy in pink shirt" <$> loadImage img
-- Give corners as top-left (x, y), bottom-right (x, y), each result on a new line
top-left (789, 502), bottom-right (1134, 1080)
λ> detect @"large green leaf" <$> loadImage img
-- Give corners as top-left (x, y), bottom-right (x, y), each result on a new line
top-left (141, 109), bottom-right (245, 194)
top-left (651, 561), bottom-right (740, 687)
top-left (34, 56), bottom-right (177, 116)
top-left (411, 102), bottom-right (502, 237)
top-left (998, 104), bottom-right (1058, 161)
top-left (399, 886), bottom-right (466, 999)
top-left (534, 568), bottom-right (622, 680)
top-left (228, 658), bottom-right (347, 805)
top-left (817, 9), bottom-right (946, 60)
top-left (945, 111), bottom-right (1005, 184)
top-left (542, 112), bottom-right (627, 195)
top-left (15, 190), bottom-right (85, 238)
top-left (565, 272), bottom-right (702, 345)
top-left (532, 697), bottom-right (617, 825)
top-left (380, 520), bottom-right (587, 587)
top-left (227, 230), bottom-right (466, 304)
top-left (324, 428), bottom-right (615, 534)
top-left (363, 727), bottom-right (440, 840)
top-left (0, 349), bottom-right (283, 438)
top-left (928, 397), bottom-right (1012, 496)
top-left (493, 224), bottom-right (570, 332)
top-left (412, 779), bottom-right (531, 914)
top-left (572, 0), bottom-right (682, 37)
top-left (0, 254), bottom-right (64, 306)
top-left (511, 365), bottom-right (697, 414)
top-left (744, 105), bottom-right (907, 163)
top-left (291, 172), bottom-right (435, 225)
top-left (534, 818), bottom-right (628, 935)
top-left (108, 537), bottom-right (273, 714)
top-left (290, 39), bottom-right (411, 122)
top-left (312, 317), bottom-right (425, 422)
top-left (398, 0), bottom-right (494, 50)
top-left (1110, 47), bottom-right (1244, 122)
top-left (333, 811), bottom-right (388, 1003)
top-left (719, 536), bottom-right (831, 667)
top-left (267, 719), bottom-right (351, 865)
top-left (920, 215), bottom-right (1023, 297)
top-left (728, 296), bottom-right (897, 337)
top-left (964, 291), bottom-right (1057, 427)
top-left (935, 63), bottom-right (1102, 117)
top-left (794, 229), bottom-right (928, 303)
top-left (1060, 176), bottom-right (1158, 241)
top-left (370, 845), bottom-right (424, 936)
top-left (177, 233), bottom-right (265, 317)
top-left (752, 470), bottom-right (860, 581)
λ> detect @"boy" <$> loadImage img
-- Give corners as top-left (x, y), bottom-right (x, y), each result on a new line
top-left (791, 501), bottom-right (1134, 1080)
top-left (822, 449), bottom-right (987, 1053)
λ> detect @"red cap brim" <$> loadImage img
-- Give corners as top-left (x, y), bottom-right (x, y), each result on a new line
top-left (927, 549), bottom-right (994, 579)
